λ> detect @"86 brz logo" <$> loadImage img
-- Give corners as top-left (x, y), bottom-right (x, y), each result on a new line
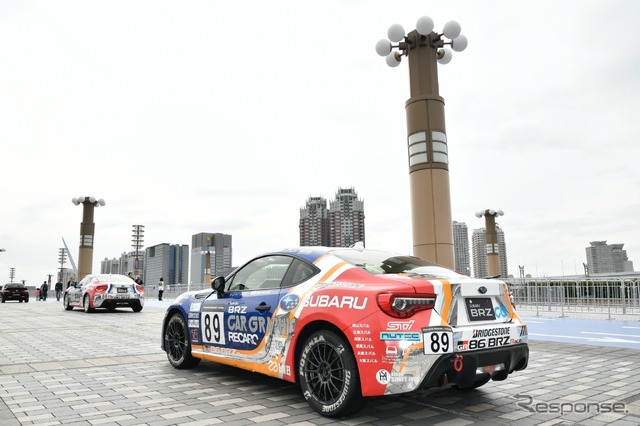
top-left (457, 336), bottom-right (510, 351)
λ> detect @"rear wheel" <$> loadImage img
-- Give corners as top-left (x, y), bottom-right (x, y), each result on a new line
top-left (165, 313), bottom-right (200, 369)
top-left (132, 304), bottom-right (143, 313)
top-left (83, 295), bottom-right (94, 313)
top-left (299, 330), bottom-right (365, 417)
top-left (63, 294), bottom-right (73, 310)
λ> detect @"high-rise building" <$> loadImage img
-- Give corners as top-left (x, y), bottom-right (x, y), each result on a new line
top-left (329, 187), bottom-right (365, 248)
top-left (144, 243), bottom-right (189, 286)
top-left (452, 221), bottom-right (471, 276)
top-left (299, 196), bottom-right (330, 246)
top-left (586, 241), bottom-right (634, 273)
top-left (471, 225), bottom-right (508, 278)
top-left (101, 257), bottom-right (121, 274)
top-left (101, 251), bottom-right (145, 281)
top-left (190, 232), bottom-right (233, 283)
top-left (300, 188), bottom-right (366, 248)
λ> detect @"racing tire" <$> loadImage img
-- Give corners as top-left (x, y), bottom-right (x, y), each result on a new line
top-left (165, 313), bottom-right (200, 369)
top-left (83, 295), bottom-right (94, 313)
top-left (25, 298), bottom-right (29, 303)
top-left (63, 294), bottom-right (73, 310)
top-left (1, 298), bottom-right (4, 303)
top-left (299, 330), bottom-right (365, 417)
top-left (132, 304), bottom-right (143, 313)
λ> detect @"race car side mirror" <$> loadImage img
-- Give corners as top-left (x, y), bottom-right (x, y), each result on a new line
top-left (211, 276), bottom-right (225, 297)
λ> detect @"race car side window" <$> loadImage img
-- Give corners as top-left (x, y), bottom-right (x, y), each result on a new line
top-left (281, 259), bottom-right (319, 288)
top-left (227, 255), bottom-right (293, 292)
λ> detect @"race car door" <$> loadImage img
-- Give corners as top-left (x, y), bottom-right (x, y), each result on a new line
top-left (200, 255), bottom-right (294, 360)
top-left (69, 276), bottom-right (91, 305)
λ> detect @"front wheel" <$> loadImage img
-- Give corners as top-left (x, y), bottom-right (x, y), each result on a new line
top-left (299, 330), bottom-right (365, 417)
top-left (165, 313), bottom-right (200, 369)
top-left (63, 294), bottom-right (73, 310)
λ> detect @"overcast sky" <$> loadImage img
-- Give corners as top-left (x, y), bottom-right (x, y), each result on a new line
top-left (1, 0), bottom-right (639, 285)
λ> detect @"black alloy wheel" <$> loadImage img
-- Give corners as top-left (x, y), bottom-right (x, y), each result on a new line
top-left (299, 330), bottom-right (364, 417)
top-left (165, 313), bottom-right (200, 369)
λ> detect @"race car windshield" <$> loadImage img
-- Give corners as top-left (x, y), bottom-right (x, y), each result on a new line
top-left (331, 249), bottom-right (439, 275)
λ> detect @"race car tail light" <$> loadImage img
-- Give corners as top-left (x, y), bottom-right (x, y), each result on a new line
top-left (377, 292), bottom-right (436, 318)
top-left (95, 284), bottom-right (108, 294)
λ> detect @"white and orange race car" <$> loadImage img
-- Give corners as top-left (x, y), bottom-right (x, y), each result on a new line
top-left (64, 274), bottom-right (144, 313)
top-left (161, 246), bottom-right (528, 417)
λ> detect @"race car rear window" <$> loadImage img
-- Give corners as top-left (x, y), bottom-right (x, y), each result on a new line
top-left (331, 249), bottom-right (438, 274)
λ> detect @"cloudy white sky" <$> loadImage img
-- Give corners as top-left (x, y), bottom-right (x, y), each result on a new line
top-left (1, 0), bottom-right (639, 285)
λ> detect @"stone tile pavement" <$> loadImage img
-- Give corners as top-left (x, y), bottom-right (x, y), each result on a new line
top-left (1, 298), bottom-right (639, 425)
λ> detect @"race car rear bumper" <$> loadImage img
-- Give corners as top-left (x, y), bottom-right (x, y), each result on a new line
top-left (421, 343), bottom-right (529, 389)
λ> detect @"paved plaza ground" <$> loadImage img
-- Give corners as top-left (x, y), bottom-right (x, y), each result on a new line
top-left (1, 298), bottom-right (640, 425)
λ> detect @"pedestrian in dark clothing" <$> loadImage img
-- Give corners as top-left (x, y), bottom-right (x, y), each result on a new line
top-left (40, 282), bottom-right (48, 301)
top-left (55, 281), bottom-right (63, 301)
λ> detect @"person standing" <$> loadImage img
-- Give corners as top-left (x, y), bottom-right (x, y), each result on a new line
top-left (158, 277), bottom-right (165, 301)
top-left (55, 280), bottom-right (63, 301)
top-left (40, 281), bottom-right (48, 301)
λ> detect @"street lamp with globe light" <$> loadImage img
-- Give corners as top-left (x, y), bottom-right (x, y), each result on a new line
top-left (375, 16), bottom-right (467, 268)
top-left (71, 196), bottom-right (105, 281)
top-left (475, 209), bottom-right (504, 277)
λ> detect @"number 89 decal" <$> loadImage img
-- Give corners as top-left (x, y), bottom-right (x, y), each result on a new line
top-left (422, 326), bottom-right (453, 355)
top-left (201, 311), bottom-right (226, 345)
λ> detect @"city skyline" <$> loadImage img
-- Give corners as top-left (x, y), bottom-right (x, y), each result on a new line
top-left (300, 187), bottom-right (365, 248)
top-left (1, 1), bottom-right (639, 285)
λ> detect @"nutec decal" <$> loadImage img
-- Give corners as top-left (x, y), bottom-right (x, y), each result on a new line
top-left (380, 332), bottom-right (421, 341)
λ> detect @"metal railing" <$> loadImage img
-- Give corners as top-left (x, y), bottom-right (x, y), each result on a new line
top-left (143, 283), bottom-right (210, 301)
top-left (504, 277), bottom-right (640, 318)
top-left (142, 278), bottom-right (640, 320)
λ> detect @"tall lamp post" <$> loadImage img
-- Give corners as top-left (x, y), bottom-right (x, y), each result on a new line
top-left (475, 209), bottom-right (504, 277)
top-left (200, 248), bottom-right (213, 285)
top-left (71, 196), bottom-right (105, 281)
top-left (58, 248), bottom-right (66, 283)
top-left (376, 16), bottom-right (467, 268)
top-left (131, 225), bottom-right (145, 278)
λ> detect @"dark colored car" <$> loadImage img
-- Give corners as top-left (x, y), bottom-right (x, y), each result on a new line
top-left (1, 283), bottom-right (30, 303)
